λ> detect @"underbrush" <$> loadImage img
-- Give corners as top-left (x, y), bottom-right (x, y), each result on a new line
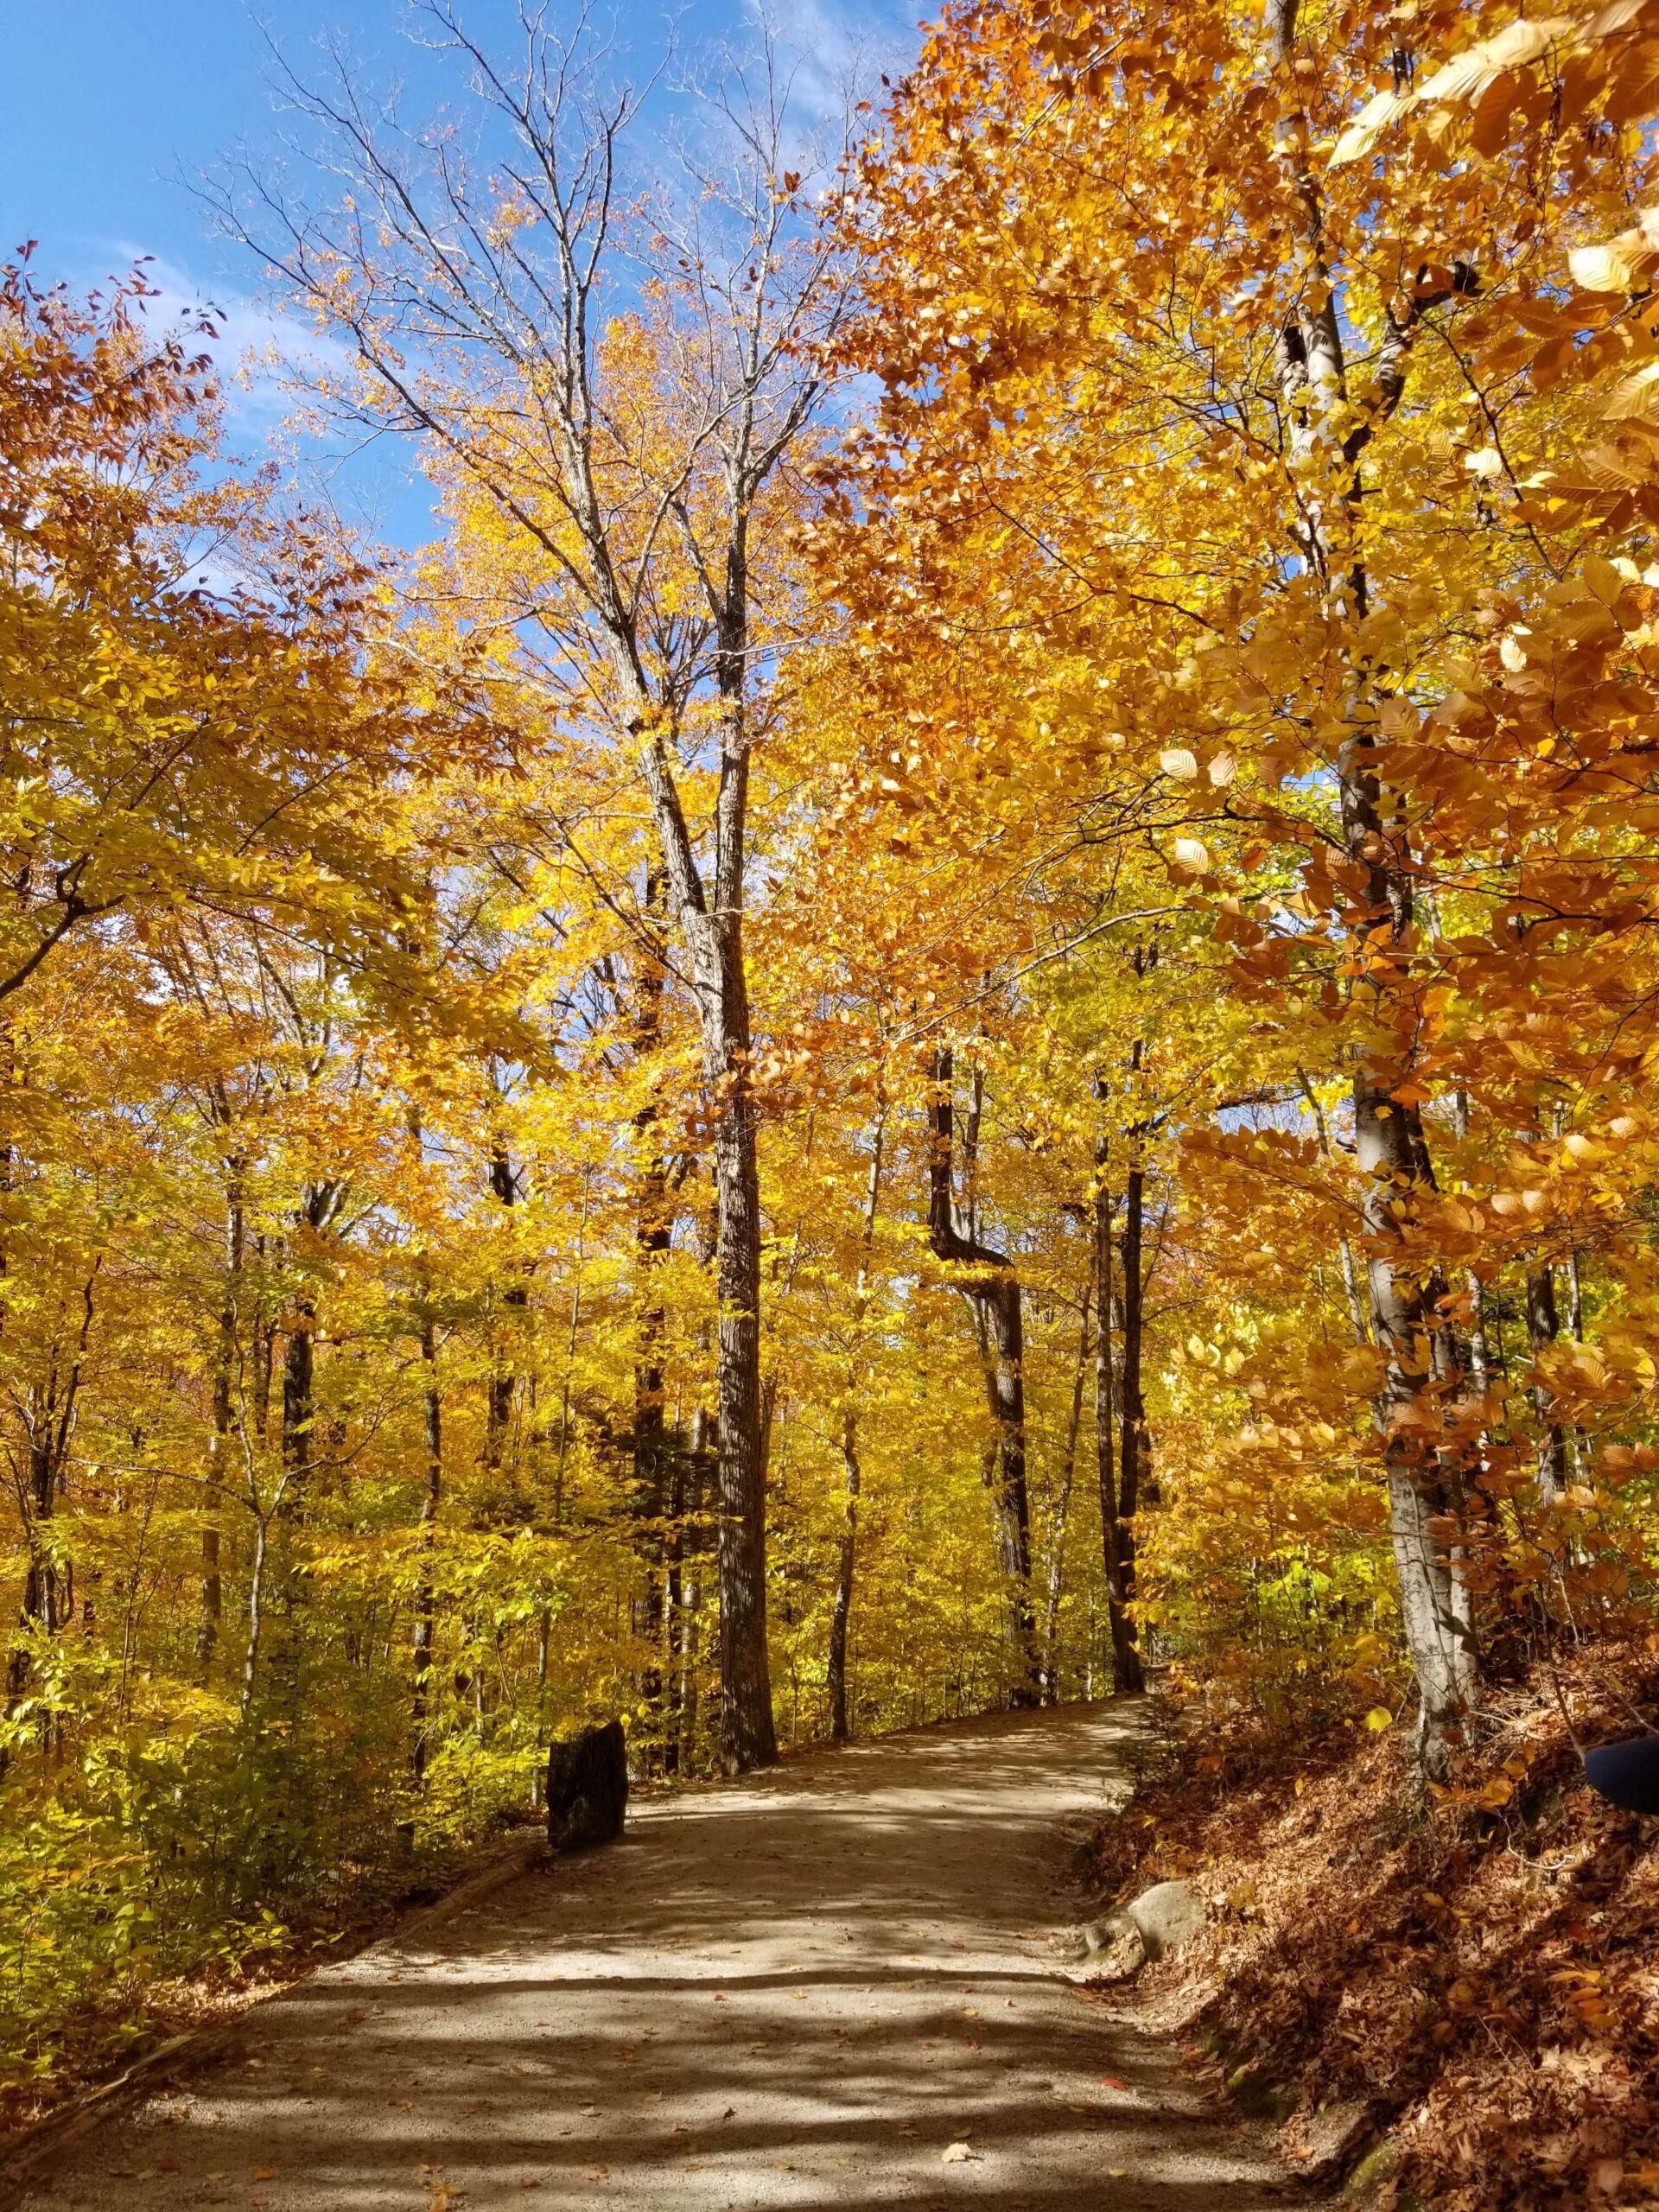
top-left (0, 1696), bottom-right (539, 2135)
top-left (1090, 1644), bottom-right (1659, 2209)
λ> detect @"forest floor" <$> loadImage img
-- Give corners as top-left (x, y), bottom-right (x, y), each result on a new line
top-left (1087, 1646), bottom-right (1659, 2211)
top-left (10, 1700), bottom-right (1315, 2212)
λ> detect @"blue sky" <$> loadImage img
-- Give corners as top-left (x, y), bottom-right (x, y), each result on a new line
top-left (3, 0), bottom-right (918, 543)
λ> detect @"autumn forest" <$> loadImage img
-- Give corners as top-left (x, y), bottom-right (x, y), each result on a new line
top-left (5, 0), bottom-right (1659, 2199)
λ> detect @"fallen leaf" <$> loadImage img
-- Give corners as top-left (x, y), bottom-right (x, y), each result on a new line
top-left (1100, 2075), bottom-right (1128, 2090)
top-left (252, 2171), bottom-right (275, 2184)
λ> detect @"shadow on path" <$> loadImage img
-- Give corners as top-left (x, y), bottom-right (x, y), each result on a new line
top-left (21, 1702), bottom-right (1311, 2212)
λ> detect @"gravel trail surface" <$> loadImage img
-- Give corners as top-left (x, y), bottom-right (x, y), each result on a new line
top-left (22, 1701), bottom-right (1307, 2211)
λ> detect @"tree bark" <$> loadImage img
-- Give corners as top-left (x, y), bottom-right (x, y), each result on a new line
top-left (828, 1411), bottom-right (860, 1742)
top-left (1116, 1158), bottom-right (1150, 1672)
top-left (485, 1133), bottom-right (524, 1471)
top-left (1296, 1069), bottom-right (1369, 1348)
top-left (829, 1109), bottom-right (886, 1742)
top-left (1040, 1287), bottom-right (1091, 1704)
top-left (1526, 1260), bottom-right (1568, 1508)
top-left (4, 1262), bottom-right (99, 1764)
top-left (1270, 0), bottom-right (1477, 1778)
top-left (703, 569), bottom-right (777, 1774)
top-left (711, 1059), bottom-right (773, 1770)
top-left (198, 1171), bottom-right (244, 1673)
top-left (679, 1409), bottom-right (709, 1771)
top-left (281, 1305), bottom-right (314, 1494)
top-left (927, 1049), bottom-right (1037, 1704)
top-left (661, 1441), bottom-right (686, 1774)
top-left (411, 1305), bottom-right (442, 1782)
top-left (631, 870), bottom-right (672, 1767)
top-left (1094, 1162), bottom-right (1142, 1693)
top-left (279, 1185), bottom-right (334, 1512)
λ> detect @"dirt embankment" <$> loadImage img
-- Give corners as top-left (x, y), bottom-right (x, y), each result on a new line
top-left (1087, 1647), bottom-right (1659, 2210)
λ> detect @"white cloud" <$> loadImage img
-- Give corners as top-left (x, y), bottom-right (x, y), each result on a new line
top-left (739, 0), bottom-right (918, 127)
top-left (107, 249), bottom-right (354, 432)
top-left (72, 246), bottom-right (434, 551)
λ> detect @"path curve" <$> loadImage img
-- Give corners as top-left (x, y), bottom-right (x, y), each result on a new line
top-left (23, 1702), bottom-right (1306, 2211)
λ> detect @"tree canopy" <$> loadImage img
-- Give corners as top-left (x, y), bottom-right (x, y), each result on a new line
top-left (4, 0), bottom-right (1659, 2141)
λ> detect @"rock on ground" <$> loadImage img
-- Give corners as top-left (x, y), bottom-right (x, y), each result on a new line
top-left (1127, 1879), bottom-right (1206, 1961)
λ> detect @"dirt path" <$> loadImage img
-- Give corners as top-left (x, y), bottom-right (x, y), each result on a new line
top-left (21, 1702), bottom-right (1309, 2211)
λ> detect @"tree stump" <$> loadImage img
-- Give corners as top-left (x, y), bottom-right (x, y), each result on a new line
top-left (546, 1719), bottom-right (629, 1851)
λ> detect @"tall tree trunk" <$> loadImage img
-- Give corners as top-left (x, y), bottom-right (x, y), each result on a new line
top-left (828, 1411), bottom-right (860, 1742)
top-left (485, 1132), bottom-right (524, 1471)
top-left (1116, 1157), bottom-right (1150, 1682)
top-left (679, 1410), bottom-right (709, 1771)
top-left (1297, 1068), bottom-right (1369, 1347)
top-left (829, 1110), bottom-right (886, 1743)
top-left (1041, 1287), bottom-right (1091, 1704)
top-left (710, 1049), bottom-right (772, 1770)
top-left (631, 870), bottom-right (672, 1767)
top-left (1094, 1160), bottom-right (1141, 1693)
top-left (199, 1171), bottom-right (244, 1673)
top-left (1270, 0), bottom-right (1477, 1778)
top-left (927, 1049), bottom-right (1037, 1704)
top-left (279, 1186), bottom-right (332, 1510)
top-left (705, 588), bottom-right (776, 1775)
top-left (1466, 1273), bottom-right (1492, 1388)
top-left (5, 1264), bottom-right (99, 1758)
top-left (253, 1233), bottom-right (275, 1444)
top-left (661, 1442), bottom-right (686, 1774)
top-left (6, 1426), bottom-right (60, 1726)
top-left (1526, 1260), bottom-right (1568, 1508)
top-left (411, 1306), bottom-right (442, 1782)
top-left (282, 1305), bottom-right (314, 1494)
